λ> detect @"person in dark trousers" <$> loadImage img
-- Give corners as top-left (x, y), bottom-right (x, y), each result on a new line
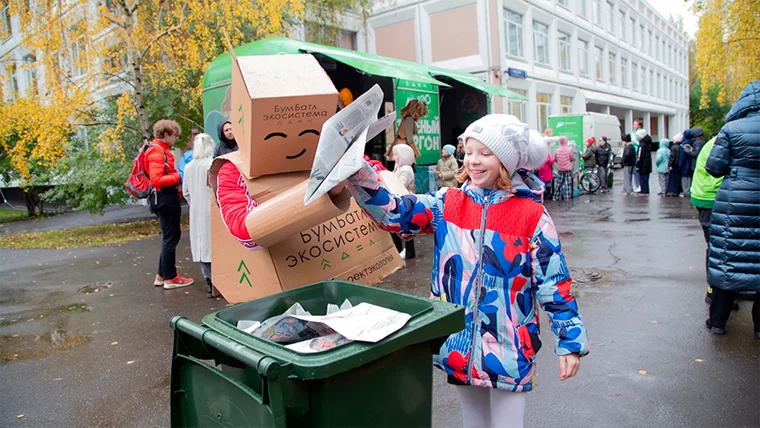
top-left (704, 81), bottom-right (760, 338)
top-left (666, 132), bottom-right (683, 196)
top-left (214, 120), bottom-right (239, 158)
top-left (621, 134), bottom-right (636, 195)
top-left (681, 127), bottom-right (705, 197)
top-left (635, 129), bottom-right (652, 195)
top-left (595, 137), bottom-right (612, 193)
top-left (146, 120), bottom-right (194, 290)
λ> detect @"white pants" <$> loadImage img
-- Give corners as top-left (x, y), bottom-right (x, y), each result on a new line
top-left (456, 385), bottom-right (526, 428)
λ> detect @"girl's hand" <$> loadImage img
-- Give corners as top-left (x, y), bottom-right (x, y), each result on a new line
top-left (328, 180), bottom-right (348, 198)
top-left (559, 354), bottom-right (581, 381)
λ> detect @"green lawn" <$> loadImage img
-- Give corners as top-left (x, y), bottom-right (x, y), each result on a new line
top-left (0, 216), bottom-right (189, 249)
top-left (0, 209), bottom-right (31, 224)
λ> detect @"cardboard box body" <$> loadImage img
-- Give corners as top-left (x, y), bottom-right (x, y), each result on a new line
top-left (230, 54), bottom-right (338, 179)
top-left (210, 160), bottom-right (404, 304)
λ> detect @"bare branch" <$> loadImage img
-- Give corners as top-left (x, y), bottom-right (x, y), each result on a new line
top-left (139, 2), bottom-right (187, 59)
top-left (174, 114), bottom-right (203, 130)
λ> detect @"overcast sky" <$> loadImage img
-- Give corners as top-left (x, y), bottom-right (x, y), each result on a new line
top-left (649, 0), bottom-right (698, 38)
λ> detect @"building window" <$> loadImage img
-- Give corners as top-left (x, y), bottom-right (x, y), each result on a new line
top-left (639, 24), bottom-right (645, 50)
top-left (593, 0), bottom-right (601, 24)
top-left (595, 46), bottom-right (603, 80)
top-left (504, 9), bottom-right (523, 58)
top-left (641, 67), bottom-right (647, 94)
top-left (340, 31), bottom-right (357, 50)
top-left (607, 1), bottom-right (614, 32)
top-left (71, 36), bottom-right (88, 77)
top-left (655, 36), bottom-right (660, 61)
top-left (558, 32), bottom-right (571, 71)
top-left (1, 2), bottom-right (11, 40)
top-left (629, 17), bottom-right (635, 43)
top-left (661, 39), bottom-right (666, 63)
top-left (632, 62), bottom-right (638, 90)
top-left (536, 92), bottom-right (552, 133)
top-left (577, 0), bottom-right (587, 17)
top-left (23, 54), bottom-right (36, 94)
top-left (621, 57), bottom-right (628, 87)
top-left (560, 95), bottom-right (573, 115)
top-left (558, 0), bottom-right (569, 8)
top-left (8, 63), bottom-right (18, 97)
top-left (657, 73), bottom-right (661, 98)
top-left (508, 88), bottom-right (528, 122)
top-left (609, 52), bottom-right (616, 84)
top-left (648, 30), bottom-right (653, 56)
top-left (618, 10), bottom-right (625, 39)
top-left (578, 40), bottom-right (589, 76)
top-left (533, 21), bottom-right (549, 65)
top-left (649, 69), bottom-right (654, 95)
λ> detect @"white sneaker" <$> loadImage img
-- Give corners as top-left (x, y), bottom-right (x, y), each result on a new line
top-left (399, 249), bottom-right (406, 259)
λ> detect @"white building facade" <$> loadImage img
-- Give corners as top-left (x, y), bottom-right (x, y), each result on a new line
top-left (367, 0), bottom-right (690, 139)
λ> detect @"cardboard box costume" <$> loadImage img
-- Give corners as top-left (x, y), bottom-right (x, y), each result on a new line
top-left (208, 53), bottom-right (403, 303)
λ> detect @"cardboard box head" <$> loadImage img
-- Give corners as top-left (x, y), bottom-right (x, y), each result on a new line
top-left (230, 53), bottom-right (338, 179)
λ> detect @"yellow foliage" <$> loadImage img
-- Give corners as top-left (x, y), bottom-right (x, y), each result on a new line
top-left (0, 0), bottom-right (308, 181)
top-left (693, 0), bottom-right (760, 108)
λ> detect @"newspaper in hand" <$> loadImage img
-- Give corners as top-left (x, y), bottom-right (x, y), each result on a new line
top-left (304, 84), bottom-right (395, 205)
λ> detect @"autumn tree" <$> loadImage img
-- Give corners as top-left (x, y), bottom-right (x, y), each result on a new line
top-left (1, 0), bottom-right (372, 214)
top-left (692, 0), bottom-right (760, 108)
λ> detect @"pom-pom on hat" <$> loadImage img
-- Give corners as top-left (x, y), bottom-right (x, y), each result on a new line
top-left (636, 128), bottom-right (648, 140)
top-left (461, 114), bottom-right (549, 175)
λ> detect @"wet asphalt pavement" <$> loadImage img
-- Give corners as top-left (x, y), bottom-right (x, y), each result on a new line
top-left (1, 170), bottom-right (758, 427)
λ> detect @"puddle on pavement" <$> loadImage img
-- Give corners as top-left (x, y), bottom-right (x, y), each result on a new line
top-left (78, 281), bottom-right (112, 294)
top-left (624, 218), bottom-right (650, 223)
top-left (0, 329), bottom-right (91, 364)
top-left (0, 304), bottom-right (91, 328)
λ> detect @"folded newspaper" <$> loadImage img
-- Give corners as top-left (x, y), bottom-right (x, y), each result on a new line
top-left (236, 300), bottom-right (411, 353)
top-left (304, 84), bottom-right (395, 205)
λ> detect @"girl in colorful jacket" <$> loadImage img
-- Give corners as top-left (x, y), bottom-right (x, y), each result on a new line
top-left (333, 114), bottom-right (589, 428)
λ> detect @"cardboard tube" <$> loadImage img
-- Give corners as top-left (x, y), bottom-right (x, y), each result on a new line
top-left (245, 179), bottom-right (351, 248)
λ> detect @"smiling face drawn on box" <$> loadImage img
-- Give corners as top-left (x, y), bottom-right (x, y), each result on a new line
top-left (263, 128), bottom-right (321, 161)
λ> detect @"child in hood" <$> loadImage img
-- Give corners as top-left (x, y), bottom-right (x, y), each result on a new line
top-left (436, 144), bottom-right (460, 188)
top-left (655, 139), bottom-right (671, 196)
top-left (391, 144), bottom-right (416, 259)
top-left (329, 114), bottom-right (589, 428)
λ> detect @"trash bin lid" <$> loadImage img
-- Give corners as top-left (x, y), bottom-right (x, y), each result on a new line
top-left (171, 354), bottom-right (283, 427)
top-left (202, 281), bottom-right (464, 380)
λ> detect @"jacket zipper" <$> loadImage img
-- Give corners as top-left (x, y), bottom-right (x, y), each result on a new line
top-left (466, 193), bottom-right (490, 382)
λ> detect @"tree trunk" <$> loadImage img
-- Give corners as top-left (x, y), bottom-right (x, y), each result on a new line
top-left (132, 54), bottom-right (151, 142)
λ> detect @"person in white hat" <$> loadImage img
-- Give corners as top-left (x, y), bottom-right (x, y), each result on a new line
top-left (330, 114), bottom-right (589, 428)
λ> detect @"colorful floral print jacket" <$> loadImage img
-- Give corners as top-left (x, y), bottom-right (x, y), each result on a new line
top-left (346, 163), bottom-right (589, 392)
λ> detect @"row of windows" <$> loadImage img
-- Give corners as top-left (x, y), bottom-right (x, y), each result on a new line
top-left (506, 2), bottom-right (687, 74)
top-left (506, 90), bottom-right (574, 133)
top-left (505, 9), bottom-right (686, 104)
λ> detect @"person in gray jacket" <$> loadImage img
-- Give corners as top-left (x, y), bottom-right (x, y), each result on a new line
top-left (704, 81), bottom-right (760, 338)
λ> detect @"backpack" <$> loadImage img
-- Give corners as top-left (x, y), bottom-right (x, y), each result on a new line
top-left (125, 142), bottom-right (168, 199)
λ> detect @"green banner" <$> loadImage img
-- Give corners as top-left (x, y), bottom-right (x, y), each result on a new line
top-left (394, 79), bottom-right (440, 166)
top-left (548, 115), bottom-right (583, 148)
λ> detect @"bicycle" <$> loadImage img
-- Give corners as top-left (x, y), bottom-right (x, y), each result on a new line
top-left (579, 163), bottom-right (600, 193)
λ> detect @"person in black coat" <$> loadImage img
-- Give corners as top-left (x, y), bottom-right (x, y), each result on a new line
top-left (214, 120), bottom-right (239, 158)
top-left (635, 129), bottom-right (653, 194)
top-left (621, 134), bottom-right (636, 195)
top-left (666, 133), bottom-right (683, 196)
top-left (704, 80), bottom-right (760, 338)
top-left (595, 137), bottom-right (613, 192)
top-left (680, 127), bottom-right (705, 197)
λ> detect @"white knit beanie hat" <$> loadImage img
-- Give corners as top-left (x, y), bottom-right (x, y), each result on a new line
top-left (636, 128), bottom-right (648, 140)
top-left (461, 114), bottom-right (549, 174)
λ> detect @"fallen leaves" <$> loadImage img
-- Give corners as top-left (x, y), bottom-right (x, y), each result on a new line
top-left (127, 360), bottom-right (135, 365)
top-left (638, 370), bottom-right (647, 375)
top-left (111, 341), bottom-right (119, 346)
top-left (695, 359), bottom-right (704, 363)
top-left (17, 414), bottom-right (24, 419)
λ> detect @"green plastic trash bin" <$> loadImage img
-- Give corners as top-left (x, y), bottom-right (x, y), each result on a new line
top-left (170, 280), bottom-right (464, 428)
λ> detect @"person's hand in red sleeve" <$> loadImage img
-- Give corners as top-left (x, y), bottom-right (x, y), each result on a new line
top-left (364, 155), bottom-right (387, 173)
top-left (215, 161), bottom-right (258, 248)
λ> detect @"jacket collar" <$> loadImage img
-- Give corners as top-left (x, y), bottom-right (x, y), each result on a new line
top-left (152, 139), bottom-right (170, 151)
top-left (462, 170), bottom-right (545, 205)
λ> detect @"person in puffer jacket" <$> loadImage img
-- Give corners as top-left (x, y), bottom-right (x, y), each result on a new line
top-left (655, 139), bottom-right (670, 195)
top-left (666, 132), bottom-right (683, 196)
top-left (704, 81), bottom-right (760, 338)
top-left (331, 114), bottom-right (589, 428)
top-left (436, 144), bottom-right (460, 188)
top-left (679, 128), bottom-right (704, 197)
top-left (391, 144), bottom-right (417, 259)
top-left (553, 136), bottom-right (576, 200)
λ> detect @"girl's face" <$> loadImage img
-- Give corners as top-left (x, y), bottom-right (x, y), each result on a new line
top-left (441, 150), bottom-right (449, 159)
top-left (464, 139), bottom-right (502, 190)
top-left (392, 149), bottom-right (399, 163)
